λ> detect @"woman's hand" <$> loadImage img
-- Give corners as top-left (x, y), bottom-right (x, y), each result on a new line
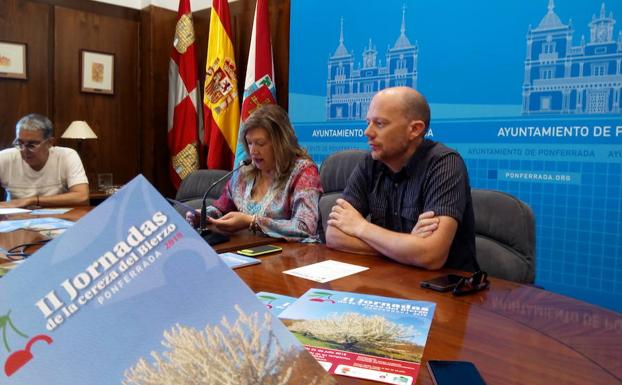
top-left (208, 212), bottom-right (253, 234)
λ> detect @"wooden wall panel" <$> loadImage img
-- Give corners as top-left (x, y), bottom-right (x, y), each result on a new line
top-left (34, 0), bottom-right (139, 20)
top-left (140, 5), bottom-right (177, 196)
top-left (0, 0), bottom-right (50, 148)
top-left (1, 0), bottom-right (292, 196)
top-left (270, 0), bottom-right (290, 109)
top-left (53, 5), bottom-right (140, 186)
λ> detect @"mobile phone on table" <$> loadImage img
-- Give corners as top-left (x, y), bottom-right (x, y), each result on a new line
top-left (427, 360), bottom-right (487, 385)
top-left (420, 274), bottom-right (465, 292)
top-left (236, 244), bottom-right (282, 257)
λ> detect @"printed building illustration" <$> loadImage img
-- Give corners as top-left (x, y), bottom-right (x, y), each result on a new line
top-left (326, 6), bottom-right (418, 120)
top-left (522, 0), bottom-right (622, 115)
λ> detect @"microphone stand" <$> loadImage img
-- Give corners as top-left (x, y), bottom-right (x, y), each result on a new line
top-left (198, 159), bottom-right (251, 245)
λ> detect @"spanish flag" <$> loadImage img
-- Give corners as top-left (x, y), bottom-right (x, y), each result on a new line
top-left (203, 0), bottom-right (240, 170)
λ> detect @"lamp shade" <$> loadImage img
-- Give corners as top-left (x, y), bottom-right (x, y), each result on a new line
top-left (61, 121), bottom-right (98, 139)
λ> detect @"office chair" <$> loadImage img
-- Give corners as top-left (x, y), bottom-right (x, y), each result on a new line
top-left (318, 149), bottom-right (367, 241)
top-left (173, 169), bottom-right (231, 215)
top-left (471, 189), bottom-right (536, 283)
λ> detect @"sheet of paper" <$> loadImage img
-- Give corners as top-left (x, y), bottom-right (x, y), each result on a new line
top-left (218, 252), bottom-right (261, 269)
top-left (0, 207), bottom-right (32, 215)
top-left (30, 208), bottom-right (72, 215)
top-left (0, 217), bottom-right (75, 233)
top-left (283, 260), bottom-right (369, 283)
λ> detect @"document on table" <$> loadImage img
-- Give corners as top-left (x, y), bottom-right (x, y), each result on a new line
top-left (30, 208), bottom-right (72, 215)
top-left (0, 208), bottom-right (31, 215)
top-left (0, 218), bottom-right (75, 233)
top-left (218, 252), bottom-right (261, 269)
top-left (283, 260), bottom-right (369, 283)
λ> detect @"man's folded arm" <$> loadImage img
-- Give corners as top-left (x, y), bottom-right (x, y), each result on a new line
top-left (327, 208), bottom-right (457, 270)
top-left (326, 224), bottom-right (380, 256)
top-left (38, 183), bottom-right (90, 207)
top-left (353, 216), bottom-right (457, 270)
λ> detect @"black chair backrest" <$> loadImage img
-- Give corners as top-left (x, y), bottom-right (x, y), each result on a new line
top-left (174, 169), bottom-right (231, 214)
top-left (471, 189), bottom-right (536, 283)
top-left (318, 150), bottom-right (367, 241)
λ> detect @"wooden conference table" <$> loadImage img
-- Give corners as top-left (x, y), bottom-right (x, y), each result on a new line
top-left (1, 208), bottom-right (620, 385)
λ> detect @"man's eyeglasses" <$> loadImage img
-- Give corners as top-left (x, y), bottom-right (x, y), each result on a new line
top-left (1, 239), bottom-right (51, 261)
top-left (12, 139), bottom-right (49, 152)
top-left (452, 270), bottom-right (490, 296)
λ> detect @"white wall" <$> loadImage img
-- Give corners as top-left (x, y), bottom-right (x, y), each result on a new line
top-left (90, 0), bottom-right (216, 11)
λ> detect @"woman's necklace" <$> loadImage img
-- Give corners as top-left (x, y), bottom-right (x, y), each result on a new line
top-left (244, 173), bottom-right (277, 216)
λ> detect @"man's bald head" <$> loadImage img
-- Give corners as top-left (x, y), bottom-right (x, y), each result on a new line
top-left (375, 87), bottom-right (430, 132)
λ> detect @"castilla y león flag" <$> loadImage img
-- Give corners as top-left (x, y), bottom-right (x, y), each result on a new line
top-left (168, 0), bottom-right (201, 188)
top-left (233, 0), bottom-right (277, 166)
top-left (203, 0), bottom-right (240, 170)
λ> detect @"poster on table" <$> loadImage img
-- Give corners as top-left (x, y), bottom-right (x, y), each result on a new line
top-left (0, 175), bottom-right (334, 385)
top-left (280, 289), bottom-right (435, 385)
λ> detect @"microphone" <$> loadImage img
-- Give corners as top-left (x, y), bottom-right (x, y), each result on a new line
top-left (199, 158), bottom-right (252, 233)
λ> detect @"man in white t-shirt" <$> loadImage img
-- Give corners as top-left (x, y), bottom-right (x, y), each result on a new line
top-left (0, 114), bottom-right (89, 208)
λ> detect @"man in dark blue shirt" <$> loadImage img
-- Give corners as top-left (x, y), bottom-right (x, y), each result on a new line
top-left (326, 87), bottom-right (478, 272)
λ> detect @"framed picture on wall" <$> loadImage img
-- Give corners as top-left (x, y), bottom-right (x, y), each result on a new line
top-left (80, 50), bottom-right (114, 94)
top-left (0, 41), bottom-right (27, 79)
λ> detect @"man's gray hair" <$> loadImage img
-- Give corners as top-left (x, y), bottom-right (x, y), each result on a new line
top-left (16, 113), bottom-right (54, 139)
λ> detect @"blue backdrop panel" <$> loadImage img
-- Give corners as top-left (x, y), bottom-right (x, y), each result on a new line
top-left (289, 0), bottom-right (622, 312)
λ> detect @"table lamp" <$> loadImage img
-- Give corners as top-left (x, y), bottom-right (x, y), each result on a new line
top-left (61, 121), bottom-right (98, 154)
